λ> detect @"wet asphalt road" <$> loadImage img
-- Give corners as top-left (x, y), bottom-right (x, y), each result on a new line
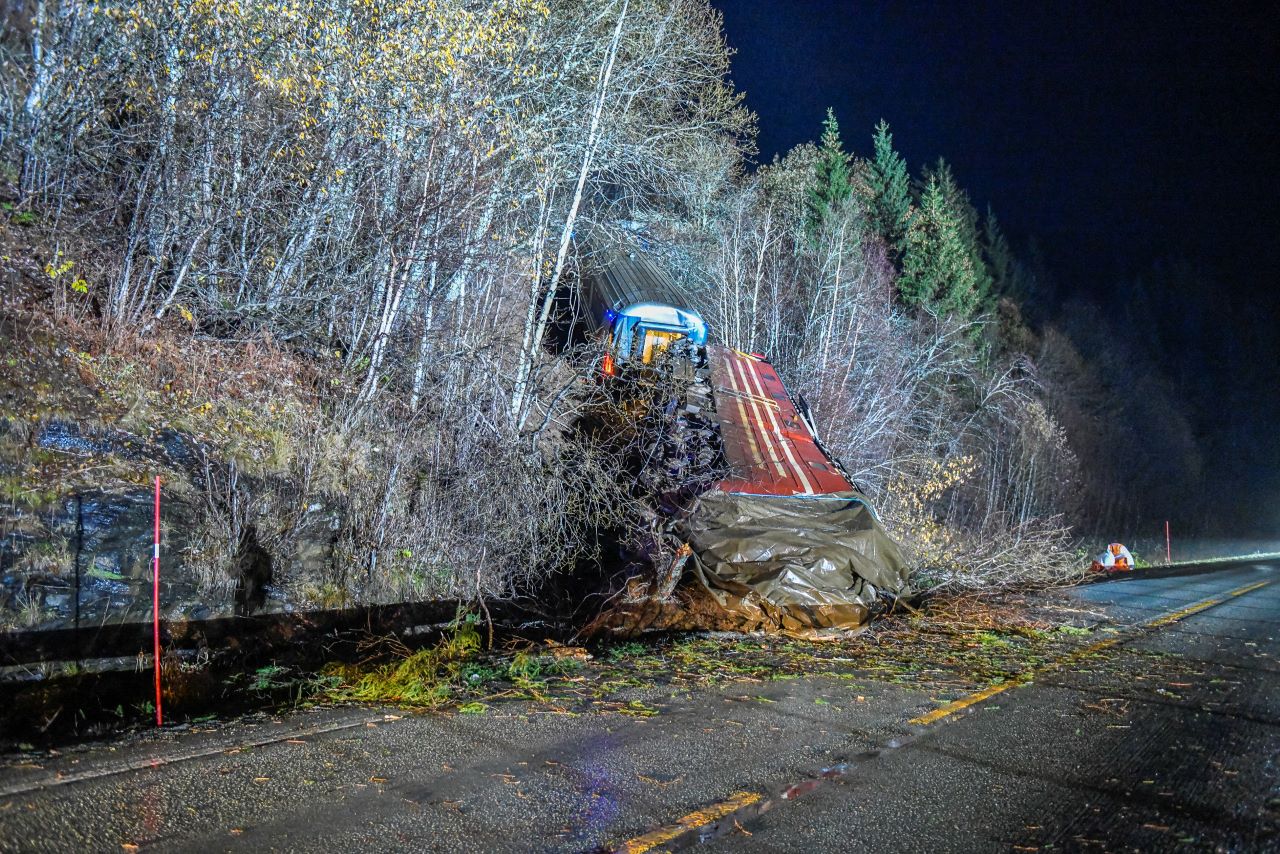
top-left (0, 562), bottom-right (1276, 853)
top-left (704, 562), bottom-right (1280, 853)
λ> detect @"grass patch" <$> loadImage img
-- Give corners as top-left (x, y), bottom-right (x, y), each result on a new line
top-left (326, 619), bottom-right (484, 707)
top-left (311, 592), bottom-right (1109, 721)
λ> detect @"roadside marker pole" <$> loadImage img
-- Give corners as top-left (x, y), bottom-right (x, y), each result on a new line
top-left (1166, 520), bottom-right (1171, 564)
top-left (153, 475), bottom-right (163, 727)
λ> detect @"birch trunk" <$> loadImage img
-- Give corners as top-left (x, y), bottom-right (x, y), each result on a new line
top-left (511, 0), bottom-right (629, 425)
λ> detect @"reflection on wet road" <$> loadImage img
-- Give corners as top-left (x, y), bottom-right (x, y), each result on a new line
top-left (698, 560), bottom-right (1279, 851)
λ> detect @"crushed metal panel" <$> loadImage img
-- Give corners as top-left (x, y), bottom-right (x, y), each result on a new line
top-left (584, 323), bottom-right (911, 638)
top-left (679, 349), bottom-right (910, 634)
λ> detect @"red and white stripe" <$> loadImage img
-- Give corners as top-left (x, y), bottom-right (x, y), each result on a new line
top-left (725, 353), bottom-right (817, 495)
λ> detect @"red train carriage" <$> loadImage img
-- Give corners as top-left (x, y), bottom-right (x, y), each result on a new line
top-left (581, 243), bottom-right (908, 634)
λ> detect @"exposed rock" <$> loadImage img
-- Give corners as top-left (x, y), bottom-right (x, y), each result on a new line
top-left (1, 418), bottom-right (342, 632)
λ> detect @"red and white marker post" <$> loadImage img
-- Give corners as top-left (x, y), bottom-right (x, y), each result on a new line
top-left (153, 475), bottom-right (163, 727)
top-left (1165, 520), bottom-right (1172, 565)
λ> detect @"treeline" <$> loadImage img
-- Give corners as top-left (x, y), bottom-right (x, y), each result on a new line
top-left (0, 0), bottom-right (755, 605)
top-left (670, 112), bottom-right (1079, 585)
top-left (0, 0), bottom-right (1190, 600)
top-left (1032, 260), bottom-right (1280, 542)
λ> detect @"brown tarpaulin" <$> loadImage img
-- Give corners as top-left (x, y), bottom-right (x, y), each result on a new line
top-left (590, 490), bottom-right (909, 637)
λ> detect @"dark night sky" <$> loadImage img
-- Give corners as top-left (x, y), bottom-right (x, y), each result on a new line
top-left (710, 0), bottom-right (1280, 535)
top-left (712, 0), bottom-right (1280, 305)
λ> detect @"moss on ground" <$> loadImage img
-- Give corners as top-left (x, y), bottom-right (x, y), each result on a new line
top-left (313, 592), bottom-right (1109, 718)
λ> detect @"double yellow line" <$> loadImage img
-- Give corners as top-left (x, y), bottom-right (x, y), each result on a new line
top-left (909, 578), bottom-right (1271, 726)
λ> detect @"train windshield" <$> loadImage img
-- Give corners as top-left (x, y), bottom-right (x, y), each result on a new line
top-left (610, 301), bottom-right (708, 365)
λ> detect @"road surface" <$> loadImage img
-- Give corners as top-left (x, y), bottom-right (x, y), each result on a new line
top-left (1, 561), bottom-right (1275, 852)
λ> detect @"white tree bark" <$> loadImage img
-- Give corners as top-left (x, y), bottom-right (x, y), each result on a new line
top-left (511, 0), bottom-right (629, 425)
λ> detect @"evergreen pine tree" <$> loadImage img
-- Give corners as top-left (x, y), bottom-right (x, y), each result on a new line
top-left (804, 108), bottom-right (852, 241)
top-left (899, 176), bottom-right (978, 314)
top-left (866, 119), bottom-right (912, 254)
top-left (926, 158), bottom-right (993, 313)
top-left (983, 206), bottom-right (1014, 295)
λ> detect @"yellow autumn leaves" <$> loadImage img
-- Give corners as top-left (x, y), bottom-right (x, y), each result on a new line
top-left (100, 0), bottom-right (548, 149)
top-left (886, 455), bottom-right (978, 570)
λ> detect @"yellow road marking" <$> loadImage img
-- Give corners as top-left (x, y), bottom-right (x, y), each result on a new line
top-left (614, 790), bottom-right (762, 854)
top-left (1148, 579), bottom-right (1270, 627)
top-left (615, 579), bottom-right (1272, 849)
top-left (909, 578), bottom-right (1271, 727)
top-left (909, 681), bottom-right (1016, 725)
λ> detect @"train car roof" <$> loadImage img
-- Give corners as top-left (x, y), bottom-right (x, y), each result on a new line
top-left (582, 247), bottom-right (684, 311)
top-left (708, 345), bottom-right (855, 497)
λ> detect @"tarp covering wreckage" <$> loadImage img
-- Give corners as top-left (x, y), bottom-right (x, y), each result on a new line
top-left (597, 346), bottom-right (909, 637)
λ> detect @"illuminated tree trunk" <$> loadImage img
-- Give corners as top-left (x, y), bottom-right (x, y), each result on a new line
top-left (512, 0), bottom-right (629, 425)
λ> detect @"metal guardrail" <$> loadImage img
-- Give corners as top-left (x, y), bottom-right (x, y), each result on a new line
top-left (7, 555), bottom-right (1274, 670)
top-left (0, 599), bottom-right (534, 671)
top-left (1090, 552), bottom-right (1280, 583)
top-left (1157, 551), bottom-right (1280, 570)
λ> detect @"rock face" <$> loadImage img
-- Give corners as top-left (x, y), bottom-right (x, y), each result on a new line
top-left (232, 525), bottom-right (274, 616)
top-left (0, 419), bottom-right (336, 632)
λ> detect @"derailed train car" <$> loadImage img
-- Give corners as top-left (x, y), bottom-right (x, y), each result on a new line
top-left (580, 247), bottom-right (708, 374)
top-left (580, 246), bottom-right (909, 636)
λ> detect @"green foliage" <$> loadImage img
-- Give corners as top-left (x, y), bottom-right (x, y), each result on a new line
top-left (460, 662), bottom-right (501, 686)
top-left (983, 206), bottom-right (1015, 296)
top-left (865, 119), bottom-right (913, 253)
top-left (85, 560), bottom-right (125, 582)
top-left (328, 618), bottom-right (483, 707)
top-left (347, 647), bottom-right (456, 706)
top-left (974, 631), bottom-right (1010, 648)
top-left (618, 699), bottom-right (660, 717)
top-left (804, 108), bottom-right (853, 241)
top-left (507, 651), bottom-right (543, 684)
top-left (606, 641), bottom-right (648, 661)
top-left (898, 176), bottom-right (979, 316)
top-left (250, 664), bottom-right (293, 693)
top-left (925, 159), bottom-right (994, 313)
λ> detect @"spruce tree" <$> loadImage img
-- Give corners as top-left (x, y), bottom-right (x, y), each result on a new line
top-left (804, 108), bottom-right (852, 241)
top-left (866, 119), bottom-right (912, 254)
top-left (983, 206), bottom-right (1014, 295)
top-left (899, 176), bottom-right (978, 315)
top-left (926, 158), bottom-right (993, 313)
